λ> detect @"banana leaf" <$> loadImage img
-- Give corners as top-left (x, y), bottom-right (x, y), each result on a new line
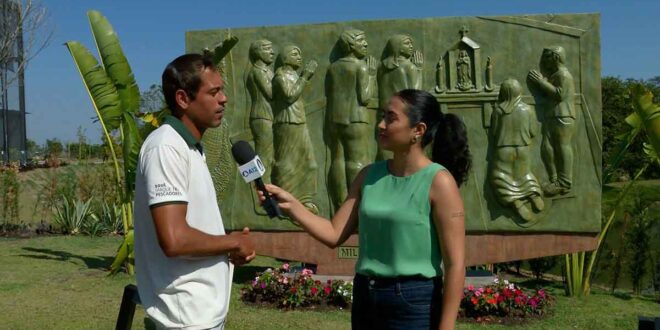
top-left (631, 84), bottom-right (660, 158)
top-left (65, 41), bottom-right (122, 130)
top-left (121, 112), bottom-right (142, 195)
top-left (88, 10), bottom-right (140, 115)
top-left (109, 229), bottom-right (134, 275)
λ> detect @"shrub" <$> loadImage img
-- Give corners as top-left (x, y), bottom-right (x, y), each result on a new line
top-left (241, 263), bottom-right (352, 309)
top-left (460, 278), bottom-right (554, 320)
top-left (52, 197), bottom-right (95, 235)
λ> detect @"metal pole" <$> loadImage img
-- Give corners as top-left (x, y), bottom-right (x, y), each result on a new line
top-left (0, 0), bottom-right (9, 165)
top-left (17, 1), bottom-right (26, 166)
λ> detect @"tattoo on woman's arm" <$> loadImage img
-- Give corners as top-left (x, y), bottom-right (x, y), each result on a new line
top-left (451, 211), bottom-right (464, 219)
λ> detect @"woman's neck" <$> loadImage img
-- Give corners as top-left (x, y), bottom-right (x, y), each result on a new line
top-left (388, 146), bottom-right (431, 176)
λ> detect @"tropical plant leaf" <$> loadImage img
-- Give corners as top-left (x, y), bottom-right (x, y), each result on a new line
top-left (65, 41), bottom-right (122, 130)
top-left (121, 112), bottom-right (142, 197)
top-left (88, 10), bottom-right (140, 115)
top-left (624, 112), bottom-right (642, 130)
top-left (109, 229), bottom-right (134, 275)
top-left (631, 84), bottom-right (660, 160)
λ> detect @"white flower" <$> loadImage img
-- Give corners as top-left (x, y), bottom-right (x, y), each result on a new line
top-left (494, 278), bottom-right (499, 283)
top-left (504, 280), bottom-right (510, 285)
top-left (508, 283), bottom-right (515, 290)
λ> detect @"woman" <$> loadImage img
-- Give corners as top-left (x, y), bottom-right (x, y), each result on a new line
top-left (263, 89), bottom-right (471, 329)
top-left (490, 78), bottom-right (543, 222)
top-left (271, 45), bottom-right (319, 213)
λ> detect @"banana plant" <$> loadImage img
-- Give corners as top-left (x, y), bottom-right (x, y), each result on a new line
top-left (565, 85), bottom-right (660, 296)
top-left (65, 10), bottom-right (142, 274)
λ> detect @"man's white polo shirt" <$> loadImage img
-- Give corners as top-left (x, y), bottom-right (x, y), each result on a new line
top-left (134, 116), bottom-right (232, 330)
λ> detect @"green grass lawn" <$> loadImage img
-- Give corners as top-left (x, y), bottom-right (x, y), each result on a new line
top-left (1, 236), bottom-right (658, 329)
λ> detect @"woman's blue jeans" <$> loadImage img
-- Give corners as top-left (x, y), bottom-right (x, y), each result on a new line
top-left (351, 273), bottom-right (443, 330)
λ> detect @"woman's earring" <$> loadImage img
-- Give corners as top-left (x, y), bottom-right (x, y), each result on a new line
top-left (412, 135), bottom-right (420, 143)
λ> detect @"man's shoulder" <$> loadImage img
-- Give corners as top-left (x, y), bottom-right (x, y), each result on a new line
top-left (141, 124), bottom-right (188, 153)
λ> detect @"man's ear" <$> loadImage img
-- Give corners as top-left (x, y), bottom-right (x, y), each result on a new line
top-left (175, 89), bottom-right (190, 111)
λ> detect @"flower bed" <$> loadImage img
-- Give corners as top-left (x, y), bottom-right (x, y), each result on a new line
top-left (240, 263), bottom-right (353, 309)
top-left (460, 278), bottom-right (554, 323)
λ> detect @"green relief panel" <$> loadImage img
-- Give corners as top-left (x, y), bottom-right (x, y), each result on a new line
top-left (186, 13), bottom-right (601, 233)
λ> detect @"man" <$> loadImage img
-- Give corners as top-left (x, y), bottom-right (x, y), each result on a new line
top-left (527, 45), bottom-right (576, 196)
top-left (134, 53), bottom-right (255, 330)
top-left (247, 39), bottom-right (275, 183)
top-left (326, 29), bottom-right (376, 210)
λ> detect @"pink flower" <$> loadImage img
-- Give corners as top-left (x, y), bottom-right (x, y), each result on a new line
top-left (261, 283), bottom-right (266, 289)
top-left (302, 268), bottom-right (314, 276)
top-left (529, 298), bottom-right (538, 308)
top-left (474, 290), bottom-right (482, 297)
top-left (478, 287), bottom-right (485, 293)
top-left (537, 289), bottom-right (546, 297)
top-left (467, 284), bottom-right (474, 291)
top-left (283, 277), bottom-right (288, 284)
top-left (311, 287), bottom-right (318, 295)
top-left (282, 263), bottom-right (290, 271)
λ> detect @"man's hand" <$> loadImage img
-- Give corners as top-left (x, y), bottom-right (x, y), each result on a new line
top-left (228, 227), bottom-right (255, 266)
top-left (527, 69), bottom-right (543, 84)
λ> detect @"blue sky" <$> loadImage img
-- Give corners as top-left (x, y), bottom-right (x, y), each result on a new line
top-left (24, 0), bottom-right (660, 144)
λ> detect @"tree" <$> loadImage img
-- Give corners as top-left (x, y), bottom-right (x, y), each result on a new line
top-left (45, 138), bottom-right (62, 158)
top-left (138, 83), bottom-right (168, 137)
top-left (139, 84), bottom-right (164, 114)
top-left (0, 0), bottom-right (52, 99)
top-left (25, 138), bottom-right (39, 158)
top-left (76, 125), bottom-right (88, 160)
top-left (624, 200), bottom-right (653, 295)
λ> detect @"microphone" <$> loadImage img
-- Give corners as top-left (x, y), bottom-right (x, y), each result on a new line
top-left (231, 140), bottom-right (283, 219)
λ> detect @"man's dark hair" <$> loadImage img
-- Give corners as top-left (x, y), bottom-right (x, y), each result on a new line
top-left (162, 53), bottom-right (216, 114)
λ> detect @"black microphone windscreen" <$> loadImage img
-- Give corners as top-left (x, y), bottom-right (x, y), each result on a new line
top-left (231, 140), bottom-right (257, 165)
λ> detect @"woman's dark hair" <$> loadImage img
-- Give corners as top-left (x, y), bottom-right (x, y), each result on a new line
top-left (395, 89), bottom-right (472, 186)
top-left (162, 53), bottom-right (216, 114)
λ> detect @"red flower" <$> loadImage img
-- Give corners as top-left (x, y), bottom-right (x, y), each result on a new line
top-left (487, 298), bottom-right (496, 305)
top-left (290, 287), bottom-right (297, 294)
top-left (485, 288), bottom-right (492, 294)
top-left (503, 288), bottom-right (513, 298)
top-left (471, 297), bottom-right (479, 305)
top-left (324, 286), bottom-right (331, 295)
top-left (311, 287), bottom-right (318, 295)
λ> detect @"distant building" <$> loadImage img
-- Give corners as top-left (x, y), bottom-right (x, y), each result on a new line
top-left (0, 0), bottom-right (27, 165)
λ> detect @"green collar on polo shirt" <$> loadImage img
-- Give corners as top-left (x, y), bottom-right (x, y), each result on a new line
top-left (163, 115), bottom-right (204, 154)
